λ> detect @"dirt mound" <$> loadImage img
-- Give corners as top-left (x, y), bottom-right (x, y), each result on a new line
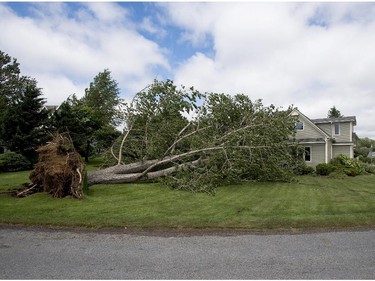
top-left (29, 133), bottom-right (84, 199)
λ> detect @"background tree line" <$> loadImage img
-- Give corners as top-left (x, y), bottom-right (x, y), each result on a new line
top-left (0, 50), bottom-right (122, 164)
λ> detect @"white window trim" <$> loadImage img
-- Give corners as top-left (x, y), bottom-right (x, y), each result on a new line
top-left (333, 123), bottom-right (340, 136)
top-left (296, 121), bottom-right (304, 130)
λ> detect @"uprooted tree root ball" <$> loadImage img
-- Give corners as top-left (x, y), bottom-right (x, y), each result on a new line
top-left (29, 133), bottom-right (84, 199)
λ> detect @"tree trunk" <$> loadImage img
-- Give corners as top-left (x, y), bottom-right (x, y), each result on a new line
top-left (86, 144), bottom-right (269, 186)
top-left (87, 158), bottom-right (202, 186)
top-left (84, 140), bottom-right (90, 163)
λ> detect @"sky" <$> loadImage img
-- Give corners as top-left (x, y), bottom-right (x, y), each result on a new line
top-left (1, 2), bottom-right (375, 139)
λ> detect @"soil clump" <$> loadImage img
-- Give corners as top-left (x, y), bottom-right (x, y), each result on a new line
top-left (28, 133), bottom-right (84, 199)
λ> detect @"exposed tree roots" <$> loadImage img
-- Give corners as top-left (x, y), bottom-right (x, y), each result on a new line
top-left (29, 133), bottom-right (84, 199)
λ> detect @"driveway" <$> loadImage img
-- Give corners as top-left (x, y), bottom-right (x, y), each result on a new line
top-left (0, 226), bottom-right (374, 279)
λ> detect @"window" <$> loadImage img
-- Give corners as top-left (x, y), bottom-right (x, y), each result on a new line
top-left (295, 122), bottom-right (304, 130)
top-left (304, 147), bottom-right (311, 162)
top-left (334, 123), bottom-right (340, 135)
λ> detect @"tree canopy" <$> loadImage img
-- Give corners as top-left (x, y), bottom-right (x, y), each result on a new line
top-left (51, 95), bottom-right (102, 162)
top-left (52, 70), bottom-right (122, 162)
top-left (0, 50), bottom-right (21, 102)
top-left (82, 69), bottom-right (122, 126)
top-left (89, 80), bottom-right (297, 194)
top-left (354, 136), bottom-right (375, 163)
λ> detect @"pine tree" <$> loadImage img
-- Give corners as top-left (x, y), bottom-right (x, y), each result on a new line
top-left (1, 78), bottom-right (49, 161)
top-left (328, 105), bottom-right (342, 118)
top-left (0, 51), bottom-right (22, 149)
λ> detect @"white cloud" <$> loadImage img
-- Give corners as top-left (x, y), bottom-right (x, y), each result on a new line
top-left (84, 2), bottom-right (129, 24)
top-left (1, 2), bottom-right (375, 139)
top-left (160, 2), bottom-right (218, 47)
top-left (165, 2), bottom-right (375, 138)
top-left (35, 73), bottom-right (86, 106)
top-left (0, 2), bottom-right (170, 104)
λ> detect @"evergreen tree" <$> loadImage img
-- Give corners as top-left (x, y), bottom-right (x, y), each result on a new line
top-left (1, 51), bottom-right (50, 161)
top-left (0, 51), bottom-right (22, 149)
top-left (1, 77), bottom-right (49, 161)
top-left (52, 95), bottom-right (101, 162)
top-left (328, 105), bottom-right (342, 118)
top-left (52, 94), bottom-right (121, 163)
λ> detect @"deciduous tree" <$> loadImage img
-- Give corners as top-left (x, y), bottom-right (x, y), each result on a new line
top-left (51, 95), bottom-right (102, 162)
top-left (88, 80), bottom-right (297, 194)
top-left (52, 69), bottom-right (123, 162)
top-left (82, 69), bottom-right (122, 126)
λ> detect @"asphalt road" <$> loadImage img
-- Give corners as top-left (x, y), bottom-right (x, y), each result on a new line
top-left (0, 226), bottom-right (374, 279)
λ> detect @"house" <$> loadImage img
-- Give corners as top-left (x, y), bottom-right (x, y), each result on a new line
top-left (289, 109), bottom-right (357, 166)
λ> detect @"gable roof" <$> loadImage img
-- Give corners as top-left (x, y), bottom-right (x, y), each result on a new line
top-left (290, 108), bottom-right (330, 139)
top-left (311, 116), bottom-right (356, 125)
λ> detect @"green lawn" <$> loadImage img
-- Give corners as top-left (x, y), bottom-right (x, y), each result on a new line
top-left (0, 169), bottom-right (374, 230)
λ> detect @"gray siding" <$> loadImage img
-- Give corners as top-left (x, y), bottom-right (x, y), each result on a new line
top-left (332, 145), bottom-right (352, 158)
top-left (334, 122), bottom-right (352, 142)
top-left (315, 122), bottom-right (352, 142)
top-left (304, 144), bottom-right (326, 167)
top-left (294, 120), bottom-right (324, 139)
top-left (316, 123), bottom-right (331, 136)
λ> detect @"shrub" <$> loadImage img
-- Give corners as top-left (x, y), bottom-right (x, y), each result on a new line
top-left (330, 154), bottom-right (366, 177)
top-left (302, 165), bottom-right (315, 175)
top-left (358, 155), bottom-right (372, 164)
top-left (364, 165), bottom-right (375, 174)
top-left (294, 163), bottom-right (315, 175)
top-left (331, 154), bottom-right (350, 166)
top-left (316, 163), bottom-right (335, 176)
top-left (0, 152), bottom-right (32, 172)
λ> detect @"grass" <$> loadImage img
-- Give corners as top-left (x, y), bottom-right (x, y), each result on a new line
top-left (0, 167), bottom-right (374, 231)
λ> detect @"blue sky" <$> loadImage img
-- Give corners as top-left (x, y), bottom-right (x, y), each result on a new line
top-left (1, 2), bottom-right (375, 138)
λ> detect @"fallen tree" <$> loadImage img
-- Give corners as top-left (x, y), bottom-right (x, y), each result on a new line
top-left (87, 80), bottom-right (298, 194)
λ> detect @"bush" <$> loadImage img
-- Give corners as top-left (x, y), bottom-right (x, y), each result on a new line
top-left (0, 152), bottom-right (32, 172)
top-left (316, 163), bottom-right (336, 176)
top-left (364, 165), bottom-right (375, 174)
top-left (330, 154), bottom-right (366, 177)
top-left (331, 154), bottom-right (350, 166)
top-left (358, 155), bottom-right (372, 164)
top-left (294, 163), bottom-right (315, 175)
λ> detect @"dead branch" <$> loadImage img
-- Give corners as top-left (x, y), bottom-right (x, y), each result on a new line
top-left (117, 123), bottom-right (133, 165)
top-left (164, 124), bottom-right (212, 157)
top-left (76, 168), bottom-right (82, 184)
top-left (110, 144), bottom-right (120, 163)
top-left (16, 184), bottom-right (37, 197)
